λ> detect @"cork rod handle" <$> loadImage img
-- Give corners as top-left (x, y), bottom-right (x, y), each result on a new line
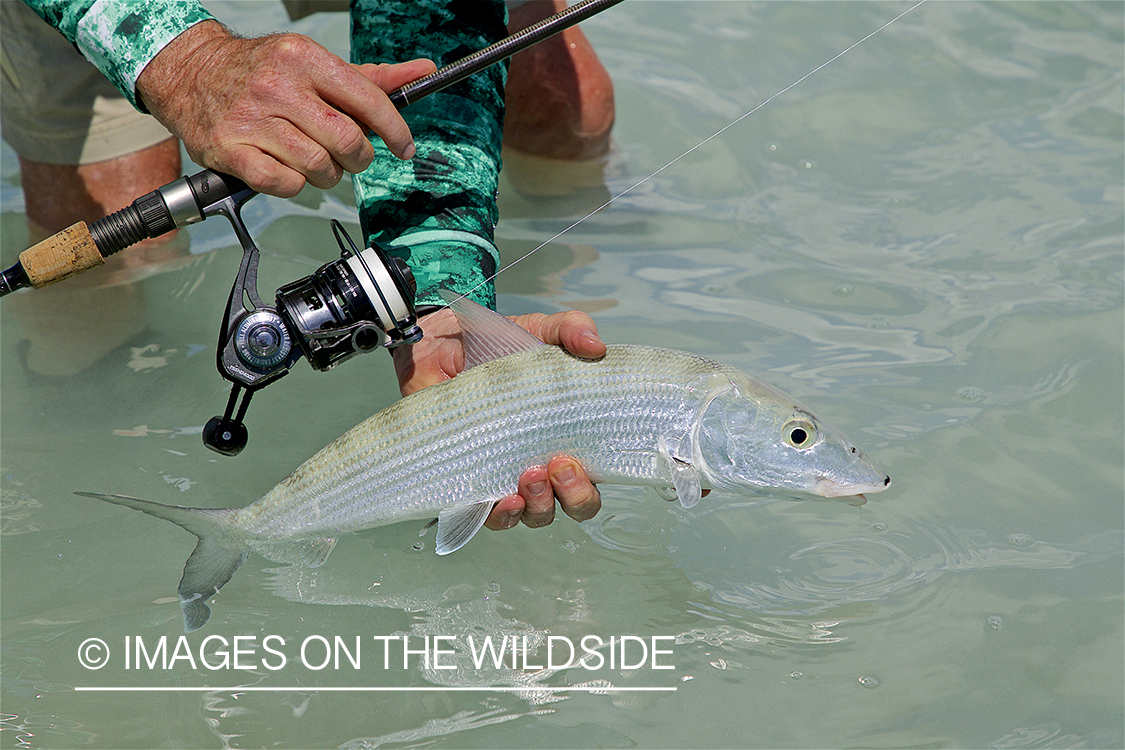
top-left (18, 221), bottom-right (105, 289)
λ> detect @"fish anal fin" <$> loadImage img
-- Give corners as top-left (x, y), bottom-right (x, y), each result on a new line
top-left (435, 501), bottom-right (493, 555)
top-left (438, 290), bottom-right (543, 368)
top-left (247, 537), bottom-right (338, 567)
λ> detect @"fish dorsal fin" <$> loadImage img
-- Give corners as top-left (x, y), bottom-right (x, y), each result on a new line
top-left (439, 290), bottom-right (542, 369)
top-left (435, 501), bottom-right (493, 555)
top-left (657, 438), bottom-right (702, 509)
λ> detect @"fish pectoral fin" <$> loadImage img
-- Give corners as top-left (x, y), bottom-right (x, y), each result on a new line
top-left (657, 438), bottom-right (703, 509)
top-left (246, 537), bottom-right (338, 568)
top-left (439, 290), bottom-right (543, 368)
top-left (435, 501), bottom-right (494, 555)
top-left (670, 459), bottom-right (702, 509)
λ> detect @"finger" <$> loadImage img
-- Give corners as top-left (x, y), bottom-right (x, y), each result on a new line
top-left (485, 495), bottom-right (525, 530)
top-left (531, 310), bottom-right (606, 360)
top-left (259, 118), bottom-right (347, 190)
top-left (549, 457), bottom-right (601, 522)
top-left (360, 58), bottom-right (439, 97)
top-left (212, 143), bottom-right (309, 198)
top-left (330, 59), bottom-right (437, 160)
top-left (235, 34), bottom-right (379, 177)
top-left (517, 465), bottom-right (557, 528)
top-left (288, 103), bottom-right (374, 178)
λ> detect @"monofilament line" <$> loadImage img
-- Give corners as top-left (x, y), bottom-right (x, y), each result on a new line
top-left (74, 686), bottom-right (676, 693)
top-left (461, 0), bottom-right (928, 304)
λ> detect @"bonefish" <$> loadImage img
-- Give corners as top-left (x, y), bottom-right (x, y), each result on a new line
top-left (80, 294), bottom-right (890, 631)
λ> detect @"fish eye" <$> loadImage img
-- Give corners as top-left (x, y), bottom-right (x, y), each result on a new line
top-left (783, 418), bottom-right (818, 449)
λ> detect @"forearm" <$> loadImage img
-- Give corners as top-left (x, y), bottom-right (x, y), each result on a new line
top-left (351, 0), bottom-right (508, 309)
top-left (22, 0), bottom-right (215, 110)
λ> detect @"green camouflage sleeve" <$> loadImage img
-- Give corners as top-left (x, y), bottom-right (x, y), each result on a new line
top-left (21, 0), bottom-right (215, 110)
top-left (351, 0), bottom-right (508, 310)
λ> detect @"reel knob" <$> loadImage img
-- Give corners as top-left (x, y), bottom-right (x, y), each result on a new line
top-left (203, 415), bottom-right (249, 456)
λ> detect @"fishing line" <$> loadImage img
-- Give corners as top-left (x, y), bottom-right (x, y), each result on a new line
top-left (454, 0), bottom-right (928, 304)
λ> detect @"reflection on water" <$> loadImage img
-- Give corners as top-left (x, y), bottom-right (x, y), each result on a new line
top-left (1, 1), bottom-right (1122, 748)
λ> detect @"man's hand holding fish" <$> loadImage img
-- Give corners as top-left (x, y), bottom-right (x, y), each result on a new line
top-left (393, 304), bottom-right (607, 533)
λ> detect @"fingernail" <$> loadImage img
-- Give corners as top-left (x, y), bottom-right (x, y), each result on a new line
top-left (528, 480), bottom-right (548, 497)
top-left (504, 509), bottom-right (522, 528)
top-left (401, 142), bottom-right (416, 159)
top-left (554, 465), bottom-right (576, 484)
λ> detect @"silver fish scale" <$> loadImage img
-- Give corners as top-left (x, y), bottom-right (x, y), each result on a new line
top-left (236, 345), bottom-right (736, 539)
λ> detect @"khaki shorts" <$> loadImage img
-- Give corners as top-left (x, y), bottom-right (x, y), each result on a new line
top-left (0, 1), bottom-right (173, 165)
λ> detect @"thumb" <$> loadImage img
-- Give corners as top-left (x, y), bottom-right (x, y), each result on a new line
top-left (357, 59), bottom-right (438, 95)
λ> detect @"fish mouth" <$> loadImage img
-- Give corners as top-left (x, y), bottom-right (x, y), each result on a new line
top-left (812, 474), bottom-right (891, 498)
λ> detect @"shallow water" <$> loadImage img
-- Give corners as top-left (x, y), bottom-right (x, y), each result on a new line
top-left (2, 2), bottom-right (1122, 748)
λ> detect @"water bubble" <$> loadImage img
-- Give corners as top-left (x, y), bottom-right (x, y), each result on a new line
top-left (1007, 533), bottom-right (1034, 546)
top-left (833, 284), bottom-right (854, 297)
top-left (872, 522), bottom-right (888, 532)
top-left (788, 671), bottom-right (803, 680)
top-left (563, 540), bottom-right (579, 553)
top-left (486, 581), bottom-right (501, 594)
top-left (769, 144), bottom-right (777, 152)
top-left (804, 162), bottom-right (813, 169)
top-left (858, 675), bottom-right (879, 689)
top-left (412, 542), bottom-right (424, 552)
top-left (986, 616), bottom-right (1003, 630)
top-left (957, 386), bottom-right (985, 402)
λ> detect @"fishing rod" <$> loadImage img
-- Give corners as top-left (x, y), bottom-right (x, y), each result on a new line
top-left (0, 0), bottom-right (624, 298)
top-left (0, 0), bottom-right (624, 457)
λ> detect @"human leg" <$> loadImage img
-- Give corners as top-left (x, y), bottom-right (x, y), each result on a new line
top-left (2, 2), bottom-right (184, 374)
top-left (504, 0), bottom-right (615, 161)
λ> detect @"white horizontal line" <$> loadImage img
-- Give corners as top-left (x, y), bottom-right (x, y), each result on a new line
top-left (74, 686), bottom-right (676, 693)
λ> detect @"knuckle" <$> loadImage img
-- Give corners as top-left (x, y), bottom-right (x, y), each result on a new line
top-left (241, 160), bottom-right (301, 198)
top-left (304, 148), bottom-right (341, 186)
top-left (565, 488), bottom-right (601, 521)
top-left (559, 309), bottom-right (595, 329)
top-left (333, 123), bottom-right (374, 171)
top-left (272, 33), bottom-right (315, 61)
top-left (523, 512), bottom-right (554, 529)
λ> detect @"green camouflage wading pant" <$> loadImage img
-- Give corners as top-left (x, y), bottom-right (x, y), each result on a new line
top-left (351, 0), bottom-right (507, 309)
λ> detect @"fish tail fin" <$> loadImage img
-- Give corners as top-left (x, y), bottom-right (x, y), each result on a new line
top-left (76, 492), bottom-right (249, 632)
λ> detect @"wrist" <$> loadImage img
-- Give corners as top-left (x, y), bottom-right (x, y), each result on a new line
top-left (136, 20), bottom-right (232, 118)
